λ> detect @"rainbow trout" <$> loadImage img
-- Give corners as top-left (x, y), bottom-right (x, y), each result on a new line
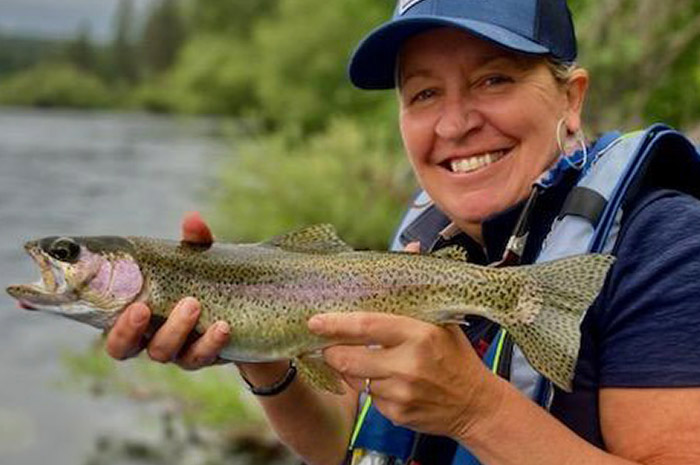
top-left (6, 224), bottom-right (614, 392)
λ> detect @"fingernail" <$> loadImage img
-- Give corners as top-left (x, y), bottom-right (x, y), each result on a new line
top-left (214, 321), bottom-right (230, 341)
top-left (179, 297), bottom-right (200, 317)
top-left (307, 316), bottom-right (324, 333)
top-left (129, 305), bottom-right (148, 326)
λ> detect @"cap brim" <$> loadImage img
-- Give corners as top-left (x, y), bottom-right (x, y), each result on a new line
top-left (348, 17), bottom-right (550, 90)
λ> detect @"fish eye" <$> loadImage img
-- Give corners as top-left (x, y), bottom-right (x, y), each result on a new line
top-left (48, 237), bottom-right (81, 263)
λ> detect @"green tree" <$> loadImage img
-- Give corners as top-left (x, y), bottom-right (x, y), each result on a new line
top-left (212, 117), bottom-right (412, 250)
top-left (141, 0), bottom-right (187, 75)
top-left (184, 0), bottom-right (279, 36)
top-left (0, 35), bottom-right (63, 77)
top-left (111, 0), bottom-right (139, 83)
top-left (65, 21), bottom-right (96, 72)
top-left (251, 0), bottom-right (393, 133)
top-left (149, 0), bottom-right (281, 115)
top-left (0, 63), bottom-right (112, 108)
top-left (572, 0), bottom-right (700, 133)
top-left (165, 36), bottom-right (261, 114)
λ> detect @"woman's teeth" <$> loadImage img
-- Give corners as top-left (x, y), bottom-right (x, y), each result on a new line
top-left (449, 150), bottom-right (507, 173)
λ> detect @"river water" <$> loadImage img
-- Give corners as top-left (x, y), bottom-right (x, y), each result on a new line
top-left (0, 107), bottom-right (230, 465)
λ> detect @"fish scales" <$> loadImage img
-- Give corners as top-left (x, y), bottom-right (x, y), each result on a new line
top-left (6, 224), bottom-right (615, 392)
top-left (131, 238), bottom-right (520, 354)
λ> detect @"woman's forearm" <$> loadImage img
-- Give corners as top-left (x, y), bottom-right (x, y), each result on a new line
top-left (238, 362), bottom-right (357, 465)
top-left (461, 377), bottom-right (635, 465)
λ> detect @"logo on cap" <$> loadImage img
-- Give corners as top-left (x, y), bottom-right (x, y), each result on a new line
top-left (399, 0), bottom-right (427, 15)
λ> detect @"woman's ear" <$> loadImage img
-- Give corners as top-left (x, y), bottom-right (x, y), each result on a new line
top-left (564, 68), bottom-right (589, 132)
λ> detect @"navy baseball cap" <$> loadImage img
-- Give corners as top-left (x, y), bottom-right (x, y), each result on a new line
top-left (349, 0), bottom-right (577, 89)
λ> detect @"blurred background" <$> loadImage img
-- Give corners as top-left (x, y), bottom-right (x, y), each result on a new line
top-left (0, 1), bottom-right (699, 464)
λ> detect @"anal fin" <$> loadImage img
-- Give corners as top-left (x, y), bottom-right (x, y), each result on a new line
top-left (296, 353), bottom-right (345, 395)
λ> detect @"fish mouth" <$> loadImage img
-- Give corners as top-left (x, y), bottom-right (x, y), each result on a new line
top-left (5, 242), bottom-right (76, 310)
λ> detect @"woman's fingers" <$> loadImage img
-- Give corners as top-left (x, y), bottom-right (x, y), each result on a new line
top-left (106, 297), bottom-right (230, 370)
top-left (105, 302), bottom-right (150, 360)
top-left (308, 312), bottom-right (430, 348)
top-left (181, 211), bottom-right (214, 244)
top-left (323, 344), bottom-right (392, 382)
top-left (177, 321), bottom-right (231, 370)
top-left (106, 215), bottom-right (214, 365)
top-left (311, 313), bottom-right (447, 389)
top-left (404, 241), bottom-right (421, 253)
top-left (146, 297), bottom-right (201, 363)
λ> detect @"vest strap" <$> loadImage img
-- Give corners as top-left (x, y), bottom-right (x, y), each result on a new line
top-left (558, 186), bottom-right (607, 227)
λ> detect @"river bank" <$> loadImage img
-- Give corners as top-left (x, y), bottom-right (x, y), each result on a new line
top-left (0, 107), bottom-right (229, 465)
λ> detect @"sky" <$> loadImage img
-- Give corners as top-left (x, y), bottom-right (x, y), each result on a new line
top-left (0, 0), bottom-right (153, 42)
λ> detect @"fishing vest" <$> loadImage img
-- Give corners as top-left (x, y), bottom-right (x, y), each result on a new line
top-left (347, 124), bottom-right (700, 465)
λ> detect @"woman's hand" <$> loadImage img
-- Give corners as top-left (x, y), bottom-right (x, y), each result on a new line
top-left (105, 211), bottom-right (231, 370)
top-left (307, 241), bottom-right (505, 440)
top-left (309, 313), bottom-right (501, 439)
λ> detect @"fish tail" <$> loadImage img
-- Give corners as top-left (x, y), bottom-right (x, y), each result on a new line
top-left (503, 254), bottom-right (615, 392)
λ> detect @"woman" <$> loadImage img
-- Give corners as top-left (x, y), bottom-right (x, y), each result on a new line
top-left (106, 1), bottom-right (700, 464)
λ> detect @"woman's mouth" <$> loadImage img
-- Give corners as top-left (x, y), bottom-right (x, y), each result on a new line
top-left (444, 149), bottom-right (510, 174)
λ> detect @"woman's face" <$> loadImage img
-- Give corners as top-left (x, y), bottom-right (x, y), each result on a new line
top-left (398, 28), bottom-right (585, 237)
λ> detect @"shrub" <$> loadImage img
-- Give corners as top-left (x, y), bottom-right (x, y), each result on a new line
top-left (212, 115), bottom-right (416, 251)
top-left (0, 63), bottom-right (113, 108)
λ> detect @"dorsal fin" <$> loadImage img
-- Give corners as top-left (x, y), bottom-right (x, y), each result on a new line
top-left (263, 224), bottom-right (354, 254)
top-left (430, 245), bottom-right (469, 262)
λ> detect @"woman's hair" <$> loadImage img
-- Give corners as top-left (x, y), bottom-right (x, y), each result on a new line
top-left (546, 58), bottom-right (579, 86)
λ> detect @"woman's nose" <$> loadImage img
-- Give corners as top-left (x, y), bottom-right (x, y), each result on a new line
top-left (435, 98), bottom-right (484, 140)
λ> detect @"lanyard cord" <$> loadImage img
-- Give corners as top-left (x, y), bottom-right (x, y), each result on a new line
top-left (490, 183), bottom-right (544, 268)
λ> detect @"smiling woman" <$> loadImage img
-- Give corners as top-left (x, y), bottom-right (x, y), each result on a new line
top-left (396, 28), bottom-right (588, 242)
top-left (101, 1), bottom-right (700, 465)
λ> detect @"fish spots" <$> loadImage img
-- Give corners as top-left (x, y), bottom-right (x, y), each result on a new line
top-left (124, 236), bottom-right (612, 391)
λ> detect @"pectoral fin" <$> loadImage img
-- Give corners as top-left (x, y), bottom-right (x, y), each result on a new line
top-left (296, 353), bottom-right (345, 395)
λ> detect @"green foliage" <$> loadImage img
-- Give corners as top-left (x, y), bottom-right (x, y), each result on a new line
top-left (129, 77), bottom-right (178, 113)
top-left (111, 0), bottom-right (140, 84)
top-left (63, 21), bottom-right (97, 73)
top-left (573, 0), bottom-right (700, 133)
top-left (183, 0), bottom-right (279, 37)
top-left (61, 342), bottom-right (264, 431)
top-left (2, 0), bottom-right (700, 135)
top-left (0, 63), bottom-right (113, 108)
top-left (212, 115), bottom-right (414, 250)
top-left (158, 35), bottom-right (261, 115)
top-left (0, 34), bottom-right (64, 77)
top-left (249, 0), bottom-right (391, 133)
top-left (141, 0), bottom-right (187, 76)
top-left (60, 343), bottom-right (296, 465)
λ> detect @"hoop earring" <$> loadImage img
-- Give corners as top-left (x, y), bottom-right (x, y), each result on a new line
top-left (556, 117), bottom-right (588, 170)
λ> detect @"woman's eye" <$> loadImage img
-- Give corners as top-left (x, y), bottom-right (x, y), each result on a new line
top-left (410, 88), bottom-right (437, 104)
top-left (481, 75), bottom-right (513, 88)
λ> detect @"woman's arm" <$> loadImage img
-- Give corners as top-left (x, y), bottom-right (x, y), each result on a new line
top-left (464, 378), bottom-right (700, 464)
top-left (240, 361), bottom-right (358, 465)
top-left (310, 311), bottom-right (700, 465)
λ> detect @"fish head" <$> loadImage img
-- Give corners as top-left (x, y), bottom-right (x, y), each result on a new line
top-left (6, 236), bottom-right (143, 329)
